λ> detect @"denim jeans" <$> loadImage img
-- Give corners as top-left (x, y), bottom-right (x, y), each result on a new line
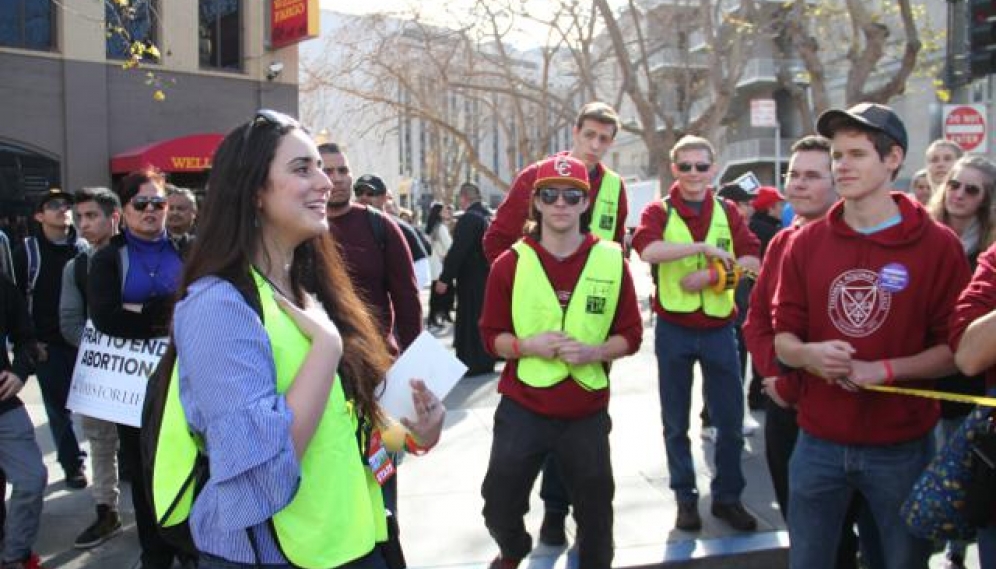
top-left (654, 318), bottom-right (744, 504)
top-left (978, 524), bottom-right (996, 567)
top-left (34, 342), bottom-right (85, 475)
top-left (788, 431), bottom-right (933, 569)
top-left (0, 407), bottom-right (47, 563)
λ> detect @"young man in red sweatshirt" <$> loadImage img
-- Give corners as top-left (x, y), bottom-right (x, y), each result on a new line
top-left (482, 101), bottom-right (629, 544)
top-left (772, 103), bottom-right (970, 569)
top-left (951, 240), bottom-right (996, 567)
top-left (483, 101), bottom-right (629, 264)
top-left (478, 155), bottom-right (642, 569)
top-left (632, 135), bottom-right (760, 533)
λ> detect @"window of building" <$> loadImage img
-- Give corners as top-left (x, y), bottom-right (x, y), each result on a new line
top-left (106, 0), bottom-right (159, 60)
top-left (0, 0), bottom-right (54, 50)
top-left (199, 0), bottom-right (242, 70)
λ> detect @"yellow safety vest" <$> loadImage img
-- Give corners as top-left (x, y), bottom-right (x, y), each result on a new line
top-left (590, 168), bottom-right (622, 241)
top-left (656, 198), bottom-right (735, 317)
top-left (510, 240), bottom-right (623, 391)
top-left (152, 271), bottom-right (386, 569)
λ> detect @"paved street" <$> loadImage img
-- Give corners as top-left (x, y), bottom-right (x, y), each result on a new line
top-left (16, 257), bottom-right (979, 568)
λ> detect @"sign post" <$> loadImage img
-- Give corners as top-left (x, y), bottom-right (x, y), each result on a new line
top-left (943, 104), bottom-right (988, 153)
top-left (751, 99), bottom-right (781, 191)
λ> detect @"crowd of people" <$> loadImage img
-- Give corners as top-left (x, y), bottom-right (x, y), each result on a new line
top-left (1, 99), bottom-right (996, 569)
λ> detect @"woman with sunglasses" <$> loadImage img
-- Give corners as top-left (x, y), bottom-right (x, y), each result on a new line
top-left (88, 167), bottom-right (192, 569)
top-left (164, 110), bottom-right (443, 569)
top-left (926, 154), bottom-right (996, 569)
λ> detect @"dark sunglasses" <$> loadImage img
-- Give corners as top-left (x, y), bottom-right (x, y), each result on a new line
top-left (323, 166), bottom-right (350, 176)
top-left (243, 109), bottom-right (299, 144)
top-left (43, 199), bottom-right (71, 211)
top-left (131, 196), bottom-right (167, 211)
top-left (537, 187), bottom-right (585, 206)
top-left (676, 162), bottom-right (711, 173)
top-left (947, 178), bottom-right (983, 197)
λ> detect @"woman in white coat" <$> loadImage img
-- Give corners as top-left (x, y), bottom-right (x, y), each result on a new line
top-left (425, 202), bottom-right (453, 328)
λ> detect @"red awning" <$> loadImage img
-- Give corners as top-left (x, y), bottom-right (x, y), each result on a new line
top-left (110, 133), bottom-right (224, 174)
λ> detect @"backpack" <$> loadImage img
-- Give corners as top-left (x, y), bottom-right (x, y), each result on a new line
top-left (367, 207), bottom-right (388, 251)
top-left (71, 250), bottom-right (90, 316)
top-left (139, 278), bottom-right (263, 557)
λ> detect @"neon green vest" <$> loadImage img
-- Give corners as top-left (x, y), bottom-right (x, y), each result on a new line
top-left (510, 240), bottom-right (623, 391)
top-left (152, 271), bottom-right (386, 569)
top-left (656, 198), bottom-right (735, 317)
top-left (590, 168), bottom-right (622, 241)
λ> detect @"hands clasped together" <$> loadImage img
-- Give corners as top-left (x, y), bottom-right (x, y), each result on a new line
top-left (522, 331), bottom-right (603, 366)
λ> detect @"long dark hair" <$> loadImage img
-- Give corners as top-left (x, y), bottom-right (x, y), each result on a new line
top-left (424, 202), bottom-right (444, 236)
top-left (176, 113), bottom-right (390, 424)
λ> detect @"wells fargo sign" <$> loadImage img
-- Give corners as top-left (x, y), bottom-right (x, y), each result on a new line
top-left (270, 0), bottom-right (319, 49)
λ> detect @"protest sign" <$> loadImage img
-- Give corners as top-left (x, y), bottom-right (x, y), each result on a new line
top-left (67, 320), bottom-right (168, 427)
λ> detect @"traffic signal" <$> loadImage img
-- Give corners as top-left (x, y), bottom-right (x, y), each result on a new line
top-left (970, 0), bottom-right (996, 78)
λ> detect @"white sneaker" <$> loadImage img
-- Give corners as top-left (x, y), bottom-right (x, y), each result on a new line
top-left (743, 416), bottom-right (760, 437)
top-left (700, 426), bottom-right (717, 443)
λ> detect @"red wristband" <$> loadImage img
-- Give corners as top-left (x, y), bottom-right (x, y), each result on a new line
top-left (883, 360), bottom-right (895, 385)
top-left (404, 433), bottom-right (432, 455)
top-left (708, 267), bottom-right (719, 285)
top-left (511, 338), bottom-right (522, 358)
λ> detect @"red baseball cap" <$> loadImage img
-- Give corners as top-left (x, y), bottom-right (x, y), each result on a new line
top-left (752, 186), bottom-right (783, 211)
top-left (534, 155), bottom-right (590, 193)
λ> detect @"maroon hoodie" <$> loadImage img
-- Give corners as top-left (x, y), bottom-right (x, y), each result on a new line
top-left (773, 192), bottom-right (970, 445)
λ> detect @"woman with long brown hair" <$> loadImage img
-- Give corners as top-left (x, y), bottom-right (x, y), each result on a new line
top-left (170, 110), bottom-right (443, 569)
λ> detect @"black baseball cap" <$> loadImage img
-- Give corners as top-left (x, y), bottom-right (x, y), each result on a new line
top-left (816, 102), bottom-right (908, 154)
top-left (35, 188), bottom-right (74, 212)
top-left (353, 174), bottom-right (387, 196)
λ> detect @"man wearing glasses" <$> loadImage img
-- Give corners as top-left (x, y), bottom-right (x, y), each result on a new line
top-left (12, 189), bottom-right (90, 491)
top-left (482, 100), bottom-right (629, 545)
top-left (478, 155), bottom-right (642, 569)
top-left (632, 135), bottom-right (760, 532)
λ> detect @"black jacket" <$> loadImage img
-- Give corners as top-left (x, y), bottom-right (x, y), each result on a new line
top-left (1, 274), bottom-right (38, 415)
top-left (12, 226), bottom-right (87, 345)
top-left (88, 232), bottom-right (192, 339)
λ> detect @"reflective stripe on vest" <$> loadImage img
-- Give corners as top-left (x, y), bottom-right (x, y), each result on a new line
top-left (656, 199), bottom-right (735, 317)
top-left (510, 240), bottom-right (623, 391)
top-left (154, 271), bottom-right (386, 568)
top-left (590, 168), bottom-right (622, 241)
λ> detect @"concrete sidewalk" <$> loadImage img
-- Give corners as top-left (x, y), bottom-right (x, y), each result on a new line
top-left (17, 256), bottom-right (978, 568)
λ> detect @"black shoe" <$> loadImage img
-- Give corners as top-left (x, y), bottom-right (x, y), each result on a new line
top-left (74, 504), bottom-right (122, 549)
top-left (488, 556), bottom-right (521, 569)
top-left (711, 501), bottom-right (757, 531)
top-left (64, 467), bottom-right (88, 490)
top-left (675, 501), bottom-right (701, 531)
top-left (538, 511), bottom-right (567, 546)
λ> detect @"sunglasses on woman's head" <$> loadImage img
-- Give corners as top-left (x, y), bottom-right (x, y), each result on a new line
top-left (131, 196), bottom-right (167, 211)
top-left (947, 178), bottom-right (983, 197)
top-left (243, 109), bottom-right (299, 143)
top-left (537, 187), bottom-right (585, 205)
top-left (676, 162), bottom-right (711, 173)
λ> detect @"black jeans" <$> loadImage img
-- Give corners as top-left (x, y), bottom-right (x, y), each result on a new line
top-left (482, 398), bottom-right (614, 568)
top-left (118, 424), bottom-right (189, 569)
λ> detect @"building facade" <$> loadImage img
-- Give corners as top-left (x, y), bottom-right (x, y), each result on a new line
top-left (0, 0), bottom-right (303, 238)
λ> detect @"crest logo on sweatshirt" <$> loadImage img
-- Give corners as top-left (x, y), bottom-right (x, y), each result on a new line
top-left (828, 269), bottom-right (891, 337)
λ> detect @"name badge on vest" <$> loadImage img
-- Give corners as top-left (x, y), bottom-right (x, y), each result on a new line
top-left (599, 214), bottom-right (614, 231)
top-left (367, 430), bottom-right (396, 486)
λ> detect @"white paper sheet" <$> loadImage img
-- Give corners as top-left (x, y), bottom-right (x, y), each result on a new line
top-left (379, 331), bottom-right (467, 422)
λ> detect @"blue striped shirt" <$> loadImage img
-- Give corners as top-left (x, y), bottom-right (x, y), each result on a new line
top-left (174, 276), bottom-right (300, 564)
